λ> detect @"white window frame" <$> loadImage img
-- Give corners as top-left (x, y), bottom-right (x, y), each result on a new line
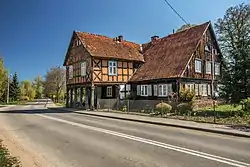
top-left (107, 86), bottom-right (112, 97)
top-left (141, 85), bottom-right (148, 96)
top-left (206, 61), bottom-right (212, 74)
top-left (195, 59), bottom-right (202, 73)
top-left (69, 65), bottom-right (73, 79)
top-left (108, 60), bottom-right (117, 76)
top-left (81, 62), bottom-right (86, 76)
top-left (201, 84), bottom-right (208, 96)
top-left (195, 84), bottom-right (199, 96)
top-left (215, 63), bottom-right (220, 76)
top-left (158, 84), bottom-right (168, 97)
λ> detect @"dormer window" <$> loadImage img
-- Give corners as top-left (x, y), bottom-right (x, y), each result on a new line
top-left (205, 45), bottom-right (210, 52)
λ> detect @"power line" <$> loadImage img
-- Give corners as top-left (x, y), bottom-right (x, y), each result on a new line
top-left (163, 0), bottom-right (189, 25)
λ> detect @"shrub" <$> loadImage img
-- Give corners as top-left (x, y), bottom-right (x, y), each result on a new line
top-left (155, 102), bottom-right (172, 115)
top-left (121, 105), bottom-right (127, 112)
top-left (19, 96), bottom-right (29, 101)
top-left (241, 98), bottom-right (250, 111)
top-left (177, 103), bottom-right (193, 115)
top-left (0, 140), bottom-right (21, 167)
top-left (179, 89), bottom-right (195, 103)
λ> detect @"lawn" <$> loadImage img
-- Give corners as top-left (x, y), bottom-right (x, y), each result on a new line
top-left (199, 104), bottom-right (242, 112)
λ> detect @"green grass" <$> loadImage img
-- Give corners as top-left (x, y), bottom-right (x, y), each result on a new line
top-left (0, 140), bottom-right (21, 167)
top-left (199, 104), bottom-right (242, 112)
top-left (55, 102), bottom-right (65, 107)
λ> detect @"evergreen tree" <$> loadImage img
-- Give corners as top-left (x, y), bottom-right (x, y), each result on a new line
top-left (9, 72), bottom-right (21, 101)
top-left (215, 3), bottom-right (250, 103)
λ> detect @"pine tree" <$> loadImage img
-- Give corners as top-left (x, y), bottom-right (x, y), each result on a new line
top-left (215, 3), bottom-right (250, 103)
top-left (9, 72), bottom-right (21, 101)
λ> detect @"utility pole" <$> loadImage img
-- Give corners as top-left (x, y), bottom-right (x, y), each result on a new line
top-left (6, 74), bottom-right (10, 103)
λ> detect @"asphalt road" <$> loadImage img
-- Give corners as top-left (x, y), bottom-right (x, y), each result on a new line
top-left (0, 99), bottom-right (249, 167)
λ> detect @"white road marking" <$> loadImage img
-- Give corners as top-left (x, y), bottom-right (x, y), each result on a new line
top-left (37, 114), bottom-right (250, 167)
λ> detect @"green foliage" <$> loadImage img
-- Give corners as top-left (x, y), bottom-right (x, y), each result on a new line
top-left (215, 3), bottom-right (250, 103)
top-left (177, 103), bottom-right (193, 115)
top-left (176, 24), bottom-right (197, 32)
top-left (20, 80), bottom-right (35, 100)
top-left (0, 140), bottom-right (21, 167)
top-left (0, 58), bottom-right (7, 102)
top-left (179, 89), bottom-right (195, 103)
top-left (241, 98), bottom-right (250, 111)
top-left (33, 76), bottom-right (44, 99)
top-left (155, 102), bottom-right (172, 115)
top-left (9, 72), bottom-right (21, 102)
top-left (121, 105), bottom-right (127, 112)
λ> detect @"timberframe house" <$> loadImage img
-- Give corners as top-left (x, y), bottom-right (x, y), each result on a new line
top-left (63, 21), bottom-right (222, 109)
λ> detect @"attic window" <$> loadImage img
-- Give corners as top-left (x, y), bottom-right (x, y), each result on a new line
top-left (205, 45), bottom-right (210, 52)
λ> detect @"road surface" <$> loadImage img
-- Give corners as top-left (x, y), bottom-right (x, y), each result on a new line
top-left (0, 99), bottom-right (249, 167)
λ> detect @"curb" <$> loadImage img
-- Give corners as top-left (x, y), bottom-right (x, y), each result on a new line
top-left (48, 107), bottom-right (250, 138)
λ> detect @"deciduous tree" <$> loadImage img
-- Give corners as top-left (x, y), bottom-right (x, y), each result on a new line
top-left (215, 3), bottom-right (250, 103)
top-left (44, 66), bottom-right (65, 102)
top-left (0, 58), bottom-right (7, 102)
top-left (33, 76), bottom-right (44, 99)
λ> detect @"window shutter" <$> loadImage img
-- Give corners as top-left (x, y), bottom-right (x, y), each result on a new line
top-left (207, 84), bottom-right (211, 96)
top-left (137, 85), bottom-right (141, 96)
top-left (81, 62), bottom-right (86, 76)
top-left (195, 84), bottom-right (199, 95)
top-left (199, 84), bottom-right (202, 96)
top-left (148, 85), bottom-right (152, 96)
top-left (168, 84), bottom-right (172, 95)
top-left (154, 85), bottom-right (158, 96)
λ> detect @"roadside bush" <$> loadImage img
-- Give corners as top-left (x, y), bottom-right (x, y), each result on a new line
top-left (121, 105), bottom-right (127, 112)
top-left (177, 103), bottom-right (193, 115)
top-left (155, 102), bottom-right (172, 115)
top-left (241, 98), bottom-right (250, 111)
top-left (0, 140), bottom-right (21, 167)
top-left (19, 96), bottom-right (29, 101)
top-left (179, 89), bottom-right (195, 102)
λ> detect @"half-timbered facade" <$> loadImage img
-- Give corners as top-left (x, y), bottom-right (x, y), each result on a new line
top-left (64, 21), bottom-right (222, 109)
top-left (128, 21), bottom-right (222, 100)
top-left (63, 32), bottom-right (144, 109)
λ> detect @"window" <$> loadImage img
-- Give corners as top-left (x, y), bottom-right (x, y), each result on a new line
top-left (141, 85), bottom-right (148, 96)
top-left (195, 59), bottom-right (202, 73)
top-left (201, 84), bottom-right (207, 96)
top-left (207, 84), bottom-right (211, 96)
top-left (69, 65), bottom-right (73, 79)
top-left (137, 85), bottom-right (141, 96)
top-left (108, 61), bottom-right (117, 76)
top-left (158, 84), bottom-right (167, 97)
top-left (107, 86), bottom-right (112, 97)
top-left (153, 85), bottom-right (158, 96)
top-left (81, 62), bottom-right (86, 76)
top-left (206, 61), bottom-right (212, 74)
top-left (215, 63), bottom-right (220, 75)
top-left (185, 84), bottom-right (194, 91)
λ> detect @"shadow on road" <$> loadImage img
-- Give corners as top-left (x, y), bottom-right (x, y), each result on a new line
top-left (0, 108), bottom-right (74, 114)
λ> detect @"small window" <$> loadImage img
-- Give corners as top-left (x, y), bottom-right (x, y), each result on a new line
top-left (158, 84), bottom-right (167, 97)
top-left (206, 61), bottom-right (212, 74)
top-left (201, 84), bottom-right (207, 96)
top-left (108, 61), bottom-right (117, 76)
top-left (215, 63), bottom-right (220, 75)
top-left (195, 59), bottom-right (202, 73)
top-left (141, 85), bottom-right (148, 96)
top-left (107, 86), bottom-right (112, 97)
top-left (69, 65), bottom-right (73, 79)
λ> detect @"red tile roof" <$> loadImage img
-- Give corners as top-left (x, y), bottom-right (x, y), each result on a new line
top-left (129, 22), bottom-right (210, 82)
top-left (76, 32), bottom-right (144, 62)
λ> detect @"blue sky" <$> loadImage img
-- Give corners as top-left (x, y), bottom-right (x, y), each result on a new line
top-left (0, 0), bottom-right (248, 81)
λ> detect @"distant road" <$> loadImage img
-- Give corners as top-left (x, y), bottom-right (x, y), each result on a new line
top-left (0, 100), bottom-right (249, 167)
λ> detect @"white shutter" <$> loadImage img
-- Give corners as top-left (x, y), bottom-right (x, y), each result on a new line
top-left (81, 62), bottom-right (86, 76)
top-left (154, 85), bottom-right (158, 96)
top-left (148, 85), bottom-right (152, 96)
top-left (137, 85), bottom-right (141, 96)
top-left (208, 84), bottom-right (211, 96)
top-left (195, 84), bottom-right (199, 95)
top-left (199, 84), bottom-right (202, 96)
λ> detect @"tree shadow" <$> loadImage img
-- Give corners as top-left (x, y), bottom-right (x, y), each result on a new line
top-left (0, 108), bottom-right (74, 114)
top-left (227, 125), bottom-right (250, 132)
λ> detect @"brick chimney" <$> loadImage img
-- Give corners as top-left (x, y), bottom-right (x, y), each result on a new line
top-left (118, 35), bottom-right (123, 42)
top-left (151, 35), bottom-right (159, 42)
